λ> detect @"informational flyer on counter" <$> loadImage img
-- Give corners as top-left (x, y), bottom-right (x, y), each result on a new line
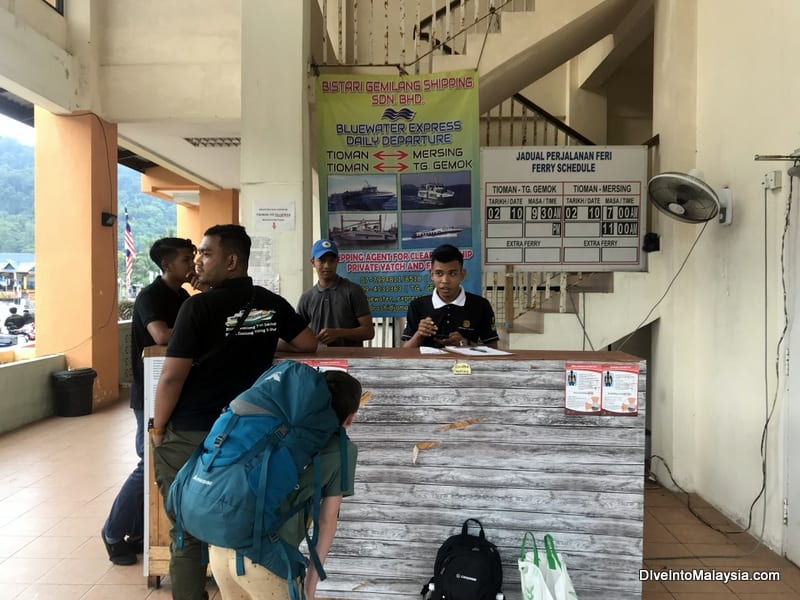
top-left (564, 362), bottom-right (603, 414)
top-left (564, 362), bottom-right (640, 416)
top-left (316, 70), bottom-right (481, 316)
top-left (600, 363), bottom-right (640, 416)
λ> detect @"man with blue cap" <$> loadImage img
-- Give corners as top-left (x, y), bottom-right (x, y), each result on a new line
top-left (297, 239), bottom-right (374, 346)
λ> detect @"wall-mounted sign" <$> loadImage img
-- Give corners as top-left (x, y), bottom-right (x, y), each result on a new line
top-left (481, 146), bottom-right (647, 271)
top-left (253, 200), bottom-right (295, 231)
top-left (316, 70), bottom-right (481, 317)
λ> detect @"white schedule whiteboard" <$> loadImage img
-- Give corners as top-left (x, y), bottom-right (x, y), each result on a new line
top-left (481, 146), bottom-right (647, 271)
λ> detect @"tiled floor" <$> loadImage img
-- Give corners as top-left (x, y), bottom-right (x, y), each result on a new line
top-left (1, 398), bottom-right (799, 599)
top-left (0, 396), bottom-right (220, 599)
top-left (643, 484), bottom-right (800, 599)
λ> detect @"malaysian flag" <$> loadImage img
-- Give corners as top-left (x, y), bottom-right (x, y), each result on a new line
top-left (124, 208), bottom-right (136, 286)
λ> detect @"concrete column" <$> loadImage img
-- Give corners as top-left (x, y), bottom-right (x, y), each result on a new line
top-left (566, 58), bottom-right (608, 144)
top-left (33, 108), bottom-right (119, 406)
top-left (199, 189), bottom-right (239, 232)
top-left (141, 165), bottom-right (239, 251)
top-left (177, 205), bottom-right (202, 246)
top-left (240, 1), bottom-right (312, 303)
top-left (649, 0), bottom-right (698, 490)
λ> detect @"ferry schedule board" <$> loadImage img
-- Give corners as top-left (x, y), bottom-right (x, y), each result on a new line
top-left (481, 146), bottom-right (647, 272)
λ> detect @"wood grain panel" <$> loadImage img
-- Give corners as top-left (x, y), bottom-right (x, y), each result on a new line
top-left (309, 355), bottom-right (646, 600)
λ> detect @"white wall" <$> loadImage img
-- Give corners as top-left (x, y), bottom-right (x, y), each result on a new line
top-left (511, 0), bottom-right (799, 554)
top-left (605, 0), bottom-right (795, 551)
top-left (99, 0), bottom-right (241, 122)
top-left (0, 0), bottom-right (67, 46)
top-left (0, 1), bottom-right (76, 112)
top-left (685, 0), bottom-right (800, 551)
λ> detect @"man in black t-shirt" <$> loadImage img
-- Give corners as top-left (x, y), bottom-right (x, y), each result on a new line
top-left (102, 237), bottom-right (197, 566)
top-left (402, 244), bottom-right (499, 348)
top-left (151, 224), bottom-right (317, 600)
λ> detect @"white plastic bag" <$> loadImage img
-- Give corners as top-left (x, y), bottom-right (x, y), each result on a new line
top-left (541, 534), bottom-right (578, 600)
top-left (518, 531), bottom-right (555, 600)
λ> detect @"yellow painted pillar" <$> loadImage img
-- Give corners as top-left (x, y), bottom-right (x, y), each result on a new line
top-left (141, 166), bottom-right (238, 243)
top-left (34, 108), bottom-right (119, 406)
top-left (177, 204), bottom-right (202, 245)
top-left (199, 189), bottom-right (239, 230)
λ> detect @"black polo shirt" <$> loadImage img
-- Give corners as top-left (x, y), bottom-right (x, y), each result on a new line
top-left (166, 277), bottom-right (307, 430)
top-left (402, 290), bottom-right (499, 347)
top-left (130, 277), bottom-right (189, 411)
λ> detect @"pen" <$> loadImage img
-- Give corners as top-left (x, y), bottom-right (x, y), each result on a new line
top-left (470, 347), bottom-right (487, 353)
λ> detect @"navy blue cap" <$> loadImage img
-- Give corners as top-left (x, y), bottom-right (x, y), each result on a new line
top-left (311, 239), bottom-right (339, 259)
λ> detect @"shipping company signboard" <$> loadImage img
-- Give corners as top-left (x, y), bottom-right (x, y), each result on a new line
top-left (481, 146), bottom-right (648, 272)
top-left (316, 70), bottom-right (481, 317)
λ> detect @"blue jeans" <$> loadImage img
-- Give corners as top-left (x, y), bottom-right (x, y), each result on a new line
top-left (103, 408), bottom-right (144, 542)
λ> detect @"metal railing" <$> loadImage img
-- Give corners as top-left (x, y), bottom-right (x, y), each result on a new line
top-left (319, 0), bottom-right (534, 70)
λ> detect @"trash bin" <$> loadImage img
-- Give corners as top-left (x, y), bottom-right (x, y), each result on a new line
top-left (51, 368), bottom-right (97, 417)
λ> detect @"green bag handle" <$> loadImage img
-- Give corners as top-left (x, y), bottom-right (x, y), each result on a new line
top-left (543, 534), bottom-right (562, 570)
top-left (520, 531), bottom-right (540, 565)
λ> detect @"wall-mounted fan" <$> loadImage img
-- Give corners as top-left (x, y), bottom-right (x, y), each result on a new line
top-left (647, 170), bottom-right (733, 226)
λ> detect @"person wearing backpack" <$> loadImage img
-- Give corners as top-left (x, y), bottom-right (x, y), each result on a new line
top-left (206, 369), bottom-right (362, 600)
top-left (151, 225), bottom-right (318, 600)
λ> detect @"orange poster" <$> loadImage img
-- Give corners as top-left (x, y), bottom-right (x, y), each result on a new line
top-left (564, 362), bottom-right (603, 415)
top-left (600, 363), bottom-right (639, 416)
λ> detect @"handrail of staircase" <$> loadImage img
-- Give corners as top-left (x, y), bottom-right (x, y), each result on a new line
top-left (510, 93), bottom-right (595, 146)
top-left (418, 0), bottom-right (528, 33)
top-left (642, 133), bottom-right (659, 148)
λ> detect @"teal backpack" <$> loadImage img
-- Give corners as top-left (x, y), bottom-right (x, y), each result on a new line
top-left (166, 360), bottom-right (348, 599)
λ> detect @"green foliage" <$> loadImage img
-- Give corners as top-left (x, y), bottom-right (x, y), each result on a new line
top-left (0, 135), bottom-right (178, 287)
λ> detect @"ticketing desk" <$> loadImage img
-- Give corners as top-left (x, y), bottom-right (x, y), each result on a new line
top-left (145, 347), bottom-right (645, 600)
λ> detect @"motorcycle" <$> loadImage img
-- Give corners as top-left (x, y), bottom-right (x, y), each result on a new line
top-left (7, 322), bottom-right (35, 342)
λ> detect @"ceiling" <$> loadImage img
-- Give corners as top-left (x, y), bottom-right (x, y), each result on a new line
top-left (0, 87), bottom-right (224, 181)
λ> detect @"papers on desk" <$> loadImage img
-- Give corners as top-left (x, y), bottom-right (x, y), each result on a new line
top-left (444, 346), bottom-right (513, 356)
top-left (419, 346), bottom-right (449, 355)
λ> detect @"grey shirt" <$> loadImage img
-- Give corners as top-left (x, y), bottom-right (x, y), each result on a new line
top-left (296, 276), bottom-right (371, 347)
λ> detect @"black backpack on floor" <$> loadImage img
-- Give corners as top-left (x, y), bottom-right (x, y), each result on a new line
top-left (421, 518), bottom-right (505, 600)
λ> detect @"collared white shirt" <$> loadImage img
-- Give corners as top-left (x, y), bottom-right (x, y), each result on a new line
top-left (431, 287), bottom-right (466, 309)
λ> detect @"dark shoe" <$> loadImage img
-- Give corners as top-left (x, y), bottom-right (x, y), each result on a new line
top-left (101, 529), bottom-right (137, 565)
top-left (124, 535), bottom-right (144, 554)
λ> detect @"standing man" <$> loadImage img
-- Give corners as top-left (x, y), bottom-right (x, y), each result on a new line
top-left (402, 244), bottom-right (499, 348)
top-left (297, 239), bottom-right (374, 347)
top-left (151, 224), bottom-right (317, 600)
top-left (102, 237), bottom-right (197, 565)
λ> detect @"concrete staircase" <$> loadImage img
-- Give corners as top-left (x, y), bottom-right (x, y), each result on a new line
top-left (430, 0), bottom-right (640, 112)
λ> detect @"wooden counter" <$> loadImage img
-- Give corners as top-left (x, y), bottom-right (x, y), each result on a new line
top-left (146, 347), bottom-right (645, 599)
